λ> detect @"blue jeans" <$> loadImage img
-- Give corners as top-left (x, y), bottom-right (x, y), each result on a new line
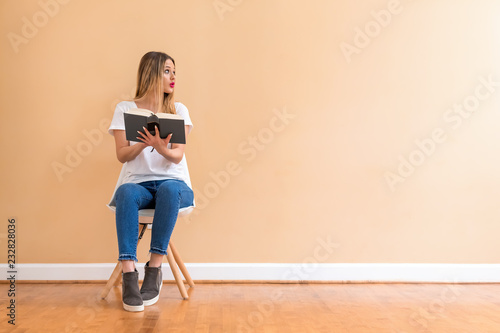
top-left (114, 179), bottom-right (194, 262)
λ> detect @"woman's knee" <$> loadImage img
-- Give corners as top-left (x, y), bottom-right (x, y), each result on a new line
top-left (157, 180), bottom-right (193, 206)
top-left (116, 183), bottom-right (142, 203)
top-left (157, 180), bottom-right (181, 197)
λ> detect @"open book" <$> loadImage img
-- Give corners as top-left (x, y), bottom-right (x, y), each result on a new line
top-left (123, 108), bottom-right (186, 144)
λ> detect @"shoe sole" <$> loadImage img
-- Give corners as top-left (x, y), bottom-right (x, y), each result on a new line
top-left (123, 302), bottom-right (144, 312)
top-left (143, 281), bottom-right (163, 306)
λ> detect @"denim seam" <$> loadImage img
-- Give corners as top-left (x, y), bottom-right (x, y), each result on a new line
top-left (119, 253), bottom-right (138, 262)
top-left (150, 247), bottom-right (168, 256)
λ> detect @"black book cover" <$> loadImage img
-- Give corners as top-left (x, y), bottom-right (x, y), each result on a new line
top-left (123, 109), bottom-right (186, 144)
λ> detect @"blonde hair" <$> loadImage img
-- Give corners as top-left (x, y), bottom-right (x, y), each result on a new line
top-left (134, 51), bottom-right (176, 114)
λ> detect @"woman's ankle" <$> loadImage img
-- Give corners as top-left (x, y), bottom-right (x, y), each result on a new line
top-left (121, 260), bottom-right (136, 273)
top-left (149, 253), bottom-right (164, 267)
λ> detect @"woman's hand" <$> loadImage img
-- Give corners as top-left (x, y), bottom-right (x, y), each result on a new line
top-left (136, 126), bottom-right (172, 154)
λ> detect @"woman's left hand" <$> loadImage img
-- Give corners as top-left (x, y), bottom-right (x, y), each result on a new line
top-left (137, 126), bottom-right (172, 153)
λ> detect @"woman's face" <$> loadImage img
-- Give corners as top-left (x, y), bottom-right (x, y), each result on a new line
top-left (163, 59), bottom-right (176, 94)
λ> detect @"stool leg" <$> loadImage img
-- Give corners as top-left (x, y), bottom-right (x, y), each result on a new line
top-left (170, 242), bottom-right (195, 288)
top-left (113, 261), bottom-right (122, 286)
top-left (100, 261), bottom-right (122, 299)
top-left (167, 244), bottom-right (189, 300)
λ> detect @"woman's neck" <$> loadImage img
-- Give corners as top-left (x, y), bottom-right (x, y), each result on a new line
top-left (135, 95), bottom-right (160, 113)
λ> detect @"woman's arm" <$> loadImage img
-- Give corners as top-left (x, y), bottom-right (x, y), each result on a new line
top-left (113, 130), bottom-right (147, 163)
top-left (136, 125), bottom-right (191, 164)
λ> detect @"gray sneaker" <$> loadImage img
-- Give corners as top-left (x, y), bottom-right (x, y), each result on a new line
top-left (140, 261), bottom-right (163, 306)
top-left (122, 269), bottom-right (144, 312)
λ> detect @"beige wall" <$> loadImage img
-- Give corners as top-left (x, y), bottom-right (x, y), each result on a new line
top-left (1, 0), bottom-right (500, 264)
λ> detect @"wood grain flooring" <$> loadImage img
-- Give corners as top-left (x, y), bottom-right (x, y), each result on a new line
top-left (1, 282), bottom-right (500, 332)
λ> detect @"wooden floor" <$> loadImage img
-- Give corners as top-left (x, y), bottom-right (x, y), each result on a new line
top-left (1, 282), bottom-right (500, 332)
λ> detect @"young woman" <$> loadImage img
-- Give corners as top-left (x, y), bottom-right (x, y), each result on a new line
top-left (108, 51), bottom-right (194, 312)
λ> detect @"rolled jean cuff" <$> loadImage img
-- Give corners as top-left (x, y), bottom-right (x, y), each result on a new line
top-left (118, 254), bottom-right (138, 262)
top-left (149, 247), bottom-right (168, 256)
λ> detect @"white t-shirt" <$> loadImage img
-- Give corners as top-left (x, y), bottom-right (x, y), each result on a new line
top-left (108, 101), bottom-right (194, 190)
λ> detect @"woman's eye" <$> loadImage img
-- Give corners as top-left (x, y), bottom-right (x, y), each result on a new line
top-left (165, 70), bottom-right (169, 74)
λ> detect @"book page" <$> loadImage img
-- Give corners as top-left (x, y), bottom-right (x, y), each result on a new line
top-left (125, 108), bottom-right (183, 120)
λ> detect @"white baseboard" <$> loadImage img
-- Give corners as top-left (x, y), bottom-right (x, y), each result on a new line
top-left (2, 263), bottom-right (500, 283)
